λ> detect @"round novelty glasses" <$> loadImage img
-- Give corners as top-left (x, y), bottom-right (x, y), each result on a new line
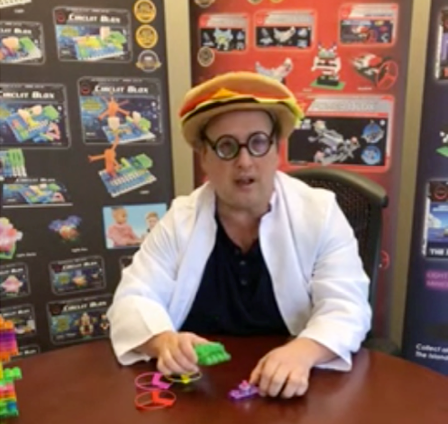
top-left (203, 130), bottom-right (275, 161)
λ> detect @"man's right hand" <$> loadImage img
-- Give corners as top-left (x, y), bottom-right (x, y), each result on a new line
top-left (140, 331), bottom-right (210, 375)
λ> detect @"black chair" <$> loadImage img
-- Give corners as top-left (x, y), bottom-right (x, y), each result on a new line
top-left (289, 167), bottom-right (401, 356)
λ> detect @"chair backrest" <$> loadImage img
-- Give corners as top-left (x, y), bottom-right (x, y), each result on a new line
top-left (288, 167), bottom-right (388, 309)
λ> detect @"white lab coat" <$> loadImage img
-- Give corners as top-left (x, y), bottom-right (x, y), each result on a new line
top-left (107, 171), bottom-right (372, 371)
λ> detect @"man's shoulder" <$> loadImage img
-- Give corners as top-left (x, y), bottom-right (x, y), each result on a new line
top-left (276, 171), bottom-right (336, 207)
top-left (166, 182), bottom-right (213, 221)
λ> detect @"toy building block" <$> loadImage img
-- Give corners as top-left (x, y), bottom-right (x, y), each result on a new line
top-left (0, 316), bottom-right (22, 419)
top-left (194, 342), bottom-right (231, 366)
top-left (228, 380), bottom-right (259, 400)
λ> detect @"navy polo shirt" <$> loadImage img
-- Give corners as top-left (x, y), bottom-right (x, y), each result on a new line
top-left (180, 214), bottom-right (290, 336)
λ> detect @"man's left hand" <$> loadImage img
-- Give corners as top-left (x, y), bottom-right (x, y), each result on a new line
top-left (249, 338), bottom-right (335, 398)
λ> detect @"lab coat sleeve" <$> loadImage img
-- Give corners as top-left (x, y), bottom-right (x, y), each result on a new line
top-left (297, 195), bottom-right (372, 371)
top-left (106, 208), bottom-right (179, 366)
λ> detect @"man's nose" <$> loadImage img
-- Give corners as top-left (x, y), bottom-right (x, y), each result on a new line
top-left (234, 146), bottom-right (254, 168)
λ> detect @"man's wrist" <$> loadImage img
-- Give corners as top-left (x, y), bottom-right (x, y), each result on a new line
top-left (288, 337), bottom-right (337, 368)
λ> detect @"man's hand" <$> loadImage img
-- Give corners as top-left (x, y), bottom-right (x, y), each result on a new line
top-left (249, 338), bottom-right (336, 398)
top-left (138, 331), bottom-right (210, 375)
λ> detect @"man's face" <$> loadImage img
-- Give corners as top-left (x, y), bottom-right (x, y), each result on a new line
top-left (199, 110), bottom-right (279, 214)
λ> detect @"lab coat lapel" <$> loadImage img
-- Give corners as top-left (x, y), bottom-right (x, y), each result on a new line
top-left (260, 174), bottom-right (313, 335)
top-left (168, 185), bottom-right (217, 329)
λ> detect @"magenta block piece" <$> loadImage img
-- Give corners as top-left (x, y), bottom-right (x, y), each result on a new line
top-left (228, 380), bottom-right (259, 400)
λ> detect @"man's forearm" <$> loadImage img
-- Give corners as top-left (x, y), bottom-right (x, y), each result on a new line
top-left (289, 337), bottom-right (337, 368)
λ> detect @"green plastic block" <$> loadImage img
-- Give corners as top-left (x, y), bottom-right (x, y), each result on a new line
top-left (195, 342), bottom-right (231, 366)
top-left (3, 367), bottom-right (22, 382)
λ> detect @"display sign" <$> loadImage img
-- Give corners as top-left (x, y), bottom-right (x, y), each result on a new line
top-left (0, 0), bottom-right (173, 359)
top-left (402, 1), bottom-right (448, 376)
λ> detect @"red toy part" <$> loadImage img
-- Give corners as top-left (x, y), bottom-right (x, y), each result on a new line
top-left (376, 59), bottom-right (399, 90)
top-left (134, 389), bottom-right (176, 411)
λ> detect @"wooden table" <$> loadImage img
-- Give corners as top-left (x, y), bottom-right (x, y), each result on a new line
top-left (10, 336), bottom-right (448, 424)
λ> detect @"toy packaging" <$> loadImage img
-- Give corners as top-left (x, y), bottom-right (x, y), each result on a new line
top-left (0, 83), bottom-right (71, 148)
top-left (78, 77), bottom-right (162, 145)
top-left (0, 305), bottom-right (37, 339)
top-left (0, 21), bottom-right (45, 65)
top-left (288, 95), bottom-right (393, 168)
top-left (53, 7), bottom-right (131, 62)
top-left (0, 263), bottom-right (31, 300)
top-left (49, 256), bottom-right (106, 295)
top-left (3, 177), bottom-right (71, 207)
top-left (47, 294), bottom-right (111, 345)
top-left (339, 3), bottom-right (398, 45)
top-left (422, 180), bottom-right (448, 259)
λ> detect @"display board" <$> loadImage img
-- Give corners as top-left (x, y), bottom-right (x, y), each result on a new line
top-left (402, 0), bottom-right (448, 376)
top-left (0, 0), bottom-right (173, 359)
top-left (189, 0), bottom-right (413, 336)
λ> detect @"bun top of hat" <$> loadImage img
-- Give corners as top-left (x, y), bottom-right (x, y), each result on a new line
top-left (178, 71), bottom-right (304, 147)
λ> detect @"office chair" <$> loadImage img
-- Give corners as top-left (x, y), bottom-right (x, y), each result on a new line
top-left (289, 167), bottom-right (401, 356)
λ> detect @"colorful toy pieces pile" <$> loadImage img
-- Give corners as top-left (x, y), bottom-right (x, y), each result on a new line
top-left (0, 316), bottom-right (22, 419)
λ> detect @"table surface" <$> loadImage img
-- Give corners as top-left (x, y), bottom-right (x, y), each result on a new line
top-left (9, 336), bottom-right (448, 424)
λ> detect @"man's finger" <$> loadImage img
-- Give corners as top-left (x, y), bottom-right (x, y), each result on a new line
top-left (266, 365), bottom-right (289, 397)
top-left (172, 344), bottom-right (198, 373)
top-left (258, 359), bottom-right (280, 395)
top-left (249, 354), bottom-right (267, 385)
top-left (178, 337), bottom-right (198, 364)
top-left (282, 369), bottom-right (309, 398)
top-left (161, 349), bottom-right (186, 375)
top-left (157, 356), bottom-right (171, 376)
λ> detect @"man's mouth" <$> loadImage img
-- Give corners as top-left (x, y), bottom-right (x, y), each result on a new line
top-left (235, 177), bottom-right (255, 187)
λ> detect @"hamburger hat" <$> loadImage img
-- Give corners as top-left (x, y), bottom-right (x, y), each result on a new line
top-left (179, 71), bottom-right (304, 147)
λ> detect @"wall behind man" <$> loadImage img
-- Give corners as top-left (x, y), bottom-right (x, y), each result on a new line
top-left (163, 0), bottom-right (432, 348)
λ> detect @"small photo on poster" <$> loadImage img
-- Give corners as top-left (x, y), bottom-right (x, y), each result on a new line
top-left (0, 83), bottom-right (71, 149)
top-left (0, 0), bottom-right (31, 10)
top-left (0, 263), bottom-right (31, 300)
top-left (3, 177), bottom-right (72, 208)
top-left (339, 4), bottom-right (398, 45)
top-left (103, 203), bottom-right (166, 249)
top-left (53, 7), bottom-right (132, 62)
top-left (49, 255), bottom-right (106, 295)
top-left (78, 77), bottom-right (162, 145)
top-left (422, 180), bottom-right (448, 259)
top-left (47, 294), bottom-right (112, 345)
top-left (0, 304), bottom-right (36, 338)
top-left (90, 152), bottom-right (157, 198)
top-left (254, 10), bottom-right (315, 50)
top-left (199, 13), bottom-right (248, 52)
top-left (288, 95), bottom-right (393, 168)
top-left (11, 344), bottom-right (40, 362)
top-left (435, 9), bottom-right (448, 80)
top-left (0, 21), bottom-right (45, 65)
top-left (0, 217), bottom-right (23, 261)
top-left (119, 255), bottom-right (133, 270)
top-left (0, 149), bottom-right (27, 179)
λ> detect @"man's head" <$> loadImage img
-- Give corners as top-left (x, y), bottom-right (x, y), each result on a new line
top-left (178, 71), bottom-right (303, 215)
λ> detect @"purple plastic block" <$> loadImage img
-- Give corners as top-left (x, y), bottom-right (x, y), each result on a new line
top-left (228, 380), bottom-right (259, 400)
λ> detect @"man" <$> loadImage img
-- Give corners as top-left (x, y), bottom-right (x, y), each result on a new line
top-left (107, 71), bottom-right (371, 399)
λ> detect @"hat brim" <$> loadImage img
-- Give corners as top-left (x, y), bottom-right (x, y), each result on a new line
top-left (181, 101), bottom-right (298, 148)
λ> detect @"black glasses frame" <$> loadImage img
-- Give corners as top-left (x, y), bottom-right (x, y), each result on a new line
top-left (201, 126), bottom-right (277, 161)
